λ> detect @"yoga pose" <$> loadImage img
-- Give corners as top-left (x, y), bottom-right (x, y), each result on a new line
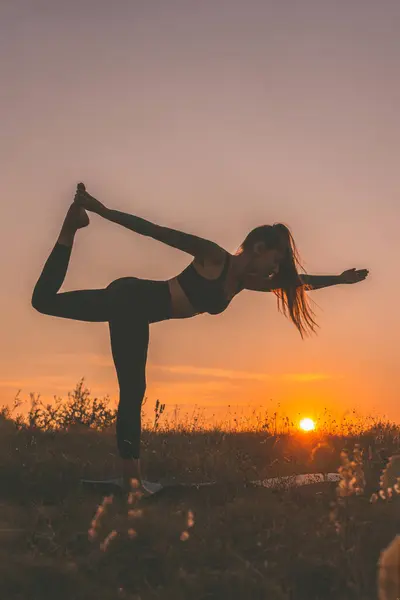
top-left (31, 183), bottom-right (369, 494)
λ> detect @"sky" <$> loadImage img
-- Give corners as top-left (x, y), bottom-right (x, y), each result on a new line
top-left (1, 0), bottom-right (399, 426)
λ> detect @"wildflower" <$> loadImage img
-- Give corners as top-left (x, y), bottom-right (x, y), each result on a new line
top-left (100, 530), bottom-right (118, 552)
top-left (378, 535), bottom-right (400, 600)
top-left (91, 504), bottom-right (106, 529)
top-left (336, 444), bottom-right (365, 498)
top-left (380, 455), bottom-right (400, 497)
top-left (187, 510), bottom-right (195, 528)
top-left (128, 529), bottom-right (137, 539)
top-left (95, 505), bottom-right (105, 517)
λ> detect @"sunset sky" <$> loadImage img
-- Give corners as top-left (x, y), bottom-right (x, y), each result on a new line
top-left (1, 1), bottom-right (399, 425)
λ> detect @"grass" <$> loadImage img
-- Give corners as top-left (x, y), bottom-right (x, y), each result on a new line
top-left (0, 380), bottom-right (399, 599)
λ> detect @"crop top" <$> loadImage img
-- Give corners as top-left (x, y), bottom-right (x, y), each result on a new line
top-left (176, 252), bottom-right (233, 315)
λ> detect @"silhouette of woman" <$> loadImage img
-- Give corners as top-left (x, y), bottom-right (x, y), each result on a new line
top-left (31, 183), bottom-right (369, 494)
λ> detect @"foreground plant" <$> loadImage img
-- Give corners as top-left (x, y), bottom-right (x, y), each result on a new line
top-left (378, 535), bottom-right (400, 600)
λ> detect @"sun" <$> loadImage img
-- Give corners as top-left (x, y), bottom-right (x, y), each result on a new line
top-left (299, 418), bottom-right (315, 432)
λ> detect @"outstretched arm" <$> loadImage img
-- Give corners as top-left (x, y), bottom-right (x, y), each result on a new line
top-left (74, 184), bottom-right (224, 262)
top-left (302, 269), bottom-right (369, 289)
top-left (243, 269), bottom-right (369, 292)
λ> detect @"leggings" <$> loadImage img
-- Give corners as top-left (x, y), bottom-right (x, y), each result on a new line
top-left (31, 242), bottom-right (172, 459)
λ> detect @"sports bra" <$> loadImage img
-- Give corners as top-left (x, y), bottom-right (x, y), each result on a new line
top-left (176, 252), bottom-right (234, 315)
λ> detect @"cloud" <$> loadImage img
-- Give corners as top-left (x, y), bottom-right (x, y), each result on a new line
top-left (30, 353), bottom-right (114, 368)
top-left (152, 364), bottom-right (271, 380)
top-left (150, 364), bottom-right (333, 383)
top-left (60, 354), bottom-right (334, 384)
top-left (282, 373), bottom-right (333, 382)
top-left (32, 353), bottom-right (334, 384)
top-left (0, 375), bottom-right (72, 388)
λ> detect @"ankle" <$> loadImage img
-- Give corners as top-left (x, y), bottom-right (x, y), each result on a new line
top-left (57, 229), bottom-right (76, 247)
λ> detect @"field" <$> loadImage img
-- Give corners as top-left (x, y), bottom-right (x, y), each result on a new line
top-left (1, 380), bottom-right (399, 600)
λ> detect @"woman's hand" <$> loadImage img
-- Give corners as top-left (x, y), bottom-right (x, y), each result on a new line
top-left (339, 268), bottom-right (369, 284)
top-left (74, 183), bottom-right (107, 216)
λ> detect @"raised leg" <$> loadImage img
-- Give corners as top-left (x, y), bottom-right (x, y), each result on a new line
top-left (32, 203), bottom-right (109, 322)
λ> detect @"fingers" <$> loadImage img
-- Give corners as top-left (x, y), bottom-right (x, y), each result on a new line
top-left (346, 268), bottom-right (369, 284)
top-left (355, 269), bottom-right (369, 281)
top-left (344, 268), bottom-right (369, 281)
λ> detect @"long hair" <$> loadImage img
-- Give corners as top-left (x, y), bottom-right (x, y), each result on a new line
top-left (240, 223), bottom-right (318, 338)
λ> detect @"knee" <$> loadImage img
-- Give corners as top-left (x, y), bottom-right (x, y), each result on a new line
top-left (117, 387), bottom-right (146, 419)
top-left (118, 378), bottom-right (146, 402)
top-left (31, 290), bottom-right (42, 312)
top-left (31, 289), bottom-right (47, 313)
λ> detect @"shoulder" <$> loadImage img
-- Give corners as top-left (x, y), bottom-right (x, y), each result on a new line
top-left (195, 245), bottom-right (228, 266)
top-left (192, 246), bottom-right (230, 277)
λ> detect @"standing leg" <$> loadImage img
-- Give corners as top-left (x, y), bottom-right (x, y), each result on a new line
top-left (108, 308), bottom-right (150, 490)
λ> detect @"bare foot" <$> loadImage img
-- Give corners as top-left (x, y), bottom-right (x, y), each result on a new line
top-left (64, 202), bottom-right (90, 231)
top-left (74, 182), bottom-right (106, 215)
top-left (57, 202), bottom-right (89, 246)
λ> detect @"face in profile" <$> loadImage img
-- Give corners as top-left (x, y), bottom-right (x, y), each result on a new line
top-left (249, 242), bottom-right (285, 277)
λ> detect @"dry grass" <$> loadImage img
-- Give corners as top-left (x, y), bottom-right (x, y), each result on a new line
top-left (0, 380), bottom-right (400, 599)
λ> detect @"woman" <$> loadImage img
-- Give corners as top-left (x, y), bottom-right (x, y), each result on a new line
top-left (31, 183), bottom-right (369, 494)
